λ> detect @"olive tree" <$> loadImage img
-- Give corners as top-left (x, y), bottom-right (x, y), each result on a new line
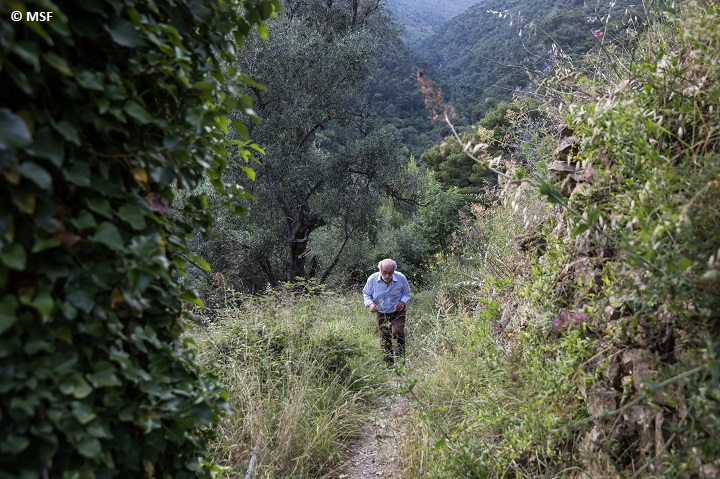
top-left (214, 0), bottom-right (417, 284)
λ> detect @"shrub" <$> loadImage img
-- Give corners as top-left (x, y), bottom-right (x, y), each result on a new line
top-left (0, 0), bottom-right (278, 476)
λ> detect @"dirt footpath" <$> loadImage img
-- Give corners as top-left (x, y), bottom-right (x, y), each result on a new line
top-left (340, 394), bottom-right (410, 479)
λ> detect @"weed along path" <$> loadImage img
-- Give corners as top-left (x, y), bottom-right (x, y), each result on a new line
top-left (340, 389), bottom-right (410, 479)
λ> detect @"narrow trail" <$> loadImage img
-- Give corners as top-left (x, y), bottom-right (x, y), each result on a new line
top-left (340, 391), bottom-right (410, 479)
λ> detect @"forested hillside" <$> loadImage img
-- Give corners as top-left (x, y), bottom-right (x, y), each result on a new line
top-left (376, 0), bottom-right (643, 190)
top-left (2, 0), bottom-right (718, 478)
top-left (365, 38), bottom-right (442, 156)
top-left (418, 0), bottom-right (640, 121)
top-left (384, 0), bottom-right (481, 50)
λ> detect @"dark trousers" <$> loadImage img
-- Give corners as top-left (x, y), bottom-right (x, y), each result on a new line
top-left (376, 309), bottom-right (406, 364)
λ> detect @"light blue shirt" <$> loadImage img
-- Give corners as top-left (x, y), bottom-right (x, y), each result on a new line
top-left (363, 271), bottom-right (411, 313)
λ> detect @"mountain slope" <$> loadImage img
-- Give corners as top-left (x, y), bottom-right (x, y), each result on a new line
top-left (385, 0), bottom-right (482, 50)
top-left (366, 39), bottom-right (446, 156)
top-left (419, 0), bottom-right (638, 122)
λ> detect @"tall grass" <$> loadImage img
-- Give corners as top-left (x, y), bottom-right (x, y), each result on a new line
top-left (188, 284), bottom-right (393, 478)
top-left (394, 1), bottom-right (720, 477)
top-left (395, 184), bottom-right (589, 478)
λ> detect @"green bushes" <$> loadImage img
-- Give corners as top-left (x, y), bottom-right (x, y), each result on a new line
top-left (0, 0), bottom-right (277, 476)
top-left (554, 2), bottom-right (720, 472)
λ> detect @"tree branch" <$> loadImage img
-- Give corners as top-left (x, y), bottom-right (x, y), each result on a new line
top-left (298, 116), bottom-right (332, 148)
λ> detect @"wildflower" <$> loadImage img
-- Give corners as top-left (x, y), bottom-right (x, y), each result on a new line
top-left (572, 311), bottom-right (589, 326)
top-left (583, 167), bottom-right (595, 182)
top-left (593, 29), bottom-right (603, 38)
top-left (554, 310), bottom-right (589, 332)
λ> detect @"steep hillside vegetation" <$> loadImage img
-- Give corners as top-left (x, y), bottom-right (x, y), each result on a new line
top-left (395, 1), bottom-right (720, 476)
top-left (420, 0), bottom-right (641, 122)
top-left (385, 0), bottom-right (481, 50)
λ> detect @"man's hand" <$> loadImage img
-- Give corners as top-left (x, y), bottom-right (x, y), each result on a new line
top-left (369, 303), bottom-right (379, 312)
top-left (394, 301), bottom-right (405, 312)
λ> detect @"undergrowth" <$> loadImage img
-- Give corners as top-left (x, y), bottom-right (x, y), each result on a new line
top-left (395, 1), bottom-right (720, 478)
top-left (188, 284), bottom-right (391, 478)
top-left (398, 185), bottom-right (592, 478)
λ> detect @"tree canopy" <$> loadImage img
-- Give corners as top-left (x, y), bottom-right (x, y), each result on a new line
top-left (195, 0), bottom-right (418, 289)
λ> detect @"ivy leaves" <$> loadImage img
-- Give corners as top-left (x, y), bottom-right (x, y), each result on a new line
top-left (1, 0), bottom-right (279, 476)
top-left (0, 109), bottom-right (32, 150)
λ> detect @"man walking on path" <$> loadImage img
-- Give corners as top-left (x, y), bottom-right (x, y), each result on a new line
top-left (363, 259), bottom-right (411, 366)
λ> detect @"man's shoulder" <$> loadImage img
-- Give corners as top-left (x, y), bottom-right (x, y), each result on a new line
top-left (366, 272), bottom-right (380, 282)
top-left (394, 271), bottom-right (408, 281)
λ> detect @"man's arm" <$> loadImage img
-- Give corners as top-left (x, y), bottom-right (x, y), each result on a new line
top-left (362, 275), bottom-right (374, 307)
top-left (400, 275), bottom-right (411, 306)
top-left (394, 275), bottom-right (411, 311)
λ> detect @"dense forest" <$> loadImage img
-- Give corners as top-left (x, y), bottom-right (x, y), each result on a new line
top-left (1, 0), bottom-right (718, 478)
top-left (384, 0), bottom-right (481, 50)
